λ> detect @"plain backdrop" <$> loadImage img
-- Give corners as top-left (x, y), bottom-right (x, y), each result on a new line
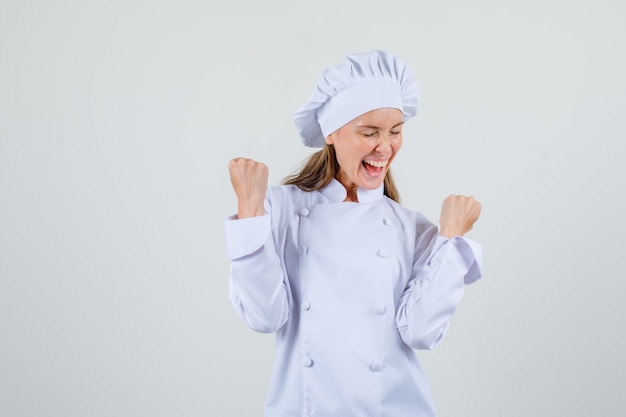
top-left (1, 1), bottom-right (625, 416)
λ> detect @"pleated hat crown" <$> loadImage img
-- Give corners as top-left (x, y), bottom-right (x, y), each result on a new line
top-left (292, 50), bottom-right (419, 148)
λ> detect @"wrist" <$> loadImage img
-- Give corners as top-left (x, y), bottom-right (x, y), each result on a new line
top-left (237, 203), bottom-right (265, 219)
top-left (438, 228), bottom-right (463, 238)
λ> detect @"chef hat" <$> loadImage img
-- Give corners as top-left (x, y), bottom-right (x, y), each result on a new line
top-left (292, 50), bottom-right (419, 148)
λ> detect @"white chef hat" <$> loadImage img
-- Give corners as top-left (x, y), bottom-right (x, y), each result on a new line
top-left (292, 50), bottom-right (419, 148)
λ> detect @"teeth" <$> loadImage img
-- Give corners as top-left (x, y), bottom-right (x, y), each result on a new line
top-left (364, 160), bottom-right (388, 168)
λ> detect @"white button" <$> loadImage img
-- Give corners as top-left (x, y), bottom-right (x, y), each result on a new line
top-left (298, 246), bottom-right (308, 256)
top-left (377, 249), bottom-right (389, 258)
top-left (376, 306), bottom-right (387, 315)
top-left (383, 218), bottom-right (392, 226)
top-left (302, 301), bottom-right (311, 311)
top-left (369, 362), bottom-right (384, 372)
top-left (300, 208), bottom-right (310, 216)
top-left (304, 357), bottom-right (314, 367)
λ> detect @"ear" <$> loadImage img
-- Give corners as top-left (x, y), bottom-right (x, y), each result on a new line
top-left (325, 133), bottom-right (335, 145)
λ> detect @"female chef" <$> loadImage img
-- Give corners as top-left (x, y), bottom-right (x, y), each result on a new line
top-left (225, 50), bottom-right (482, 417)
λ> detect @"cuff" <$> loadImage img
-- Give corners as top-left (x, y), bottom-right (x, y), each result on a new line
top-left (224, 214), bottom-right (271, 260)
top-left (431, 236), bottom-right (483, 285)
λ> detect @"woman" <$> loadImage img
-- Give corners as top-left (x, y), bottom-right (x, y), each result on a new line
top-left (225, 50), bottom-right (482, 417)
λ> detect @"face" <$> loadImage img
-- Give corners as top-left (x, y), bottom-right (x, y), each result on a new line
top-left (325, 107), bottom-right (404, 195)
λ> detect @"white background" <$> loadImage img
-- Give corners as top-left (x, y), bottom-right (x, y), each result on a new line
top-left (1, 1), bottom-right (625, 416)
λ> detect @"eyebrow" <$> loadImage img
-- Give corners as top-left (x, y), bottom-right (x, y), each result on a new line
top-left (358, 121), bottom-right (405, 129)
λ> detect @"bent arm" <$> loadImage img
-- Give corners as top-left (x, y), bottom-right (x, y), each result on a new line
top-left (396, 229), bottom-right (482, 350)
top-left (225, 213), bottom-right (290, 333)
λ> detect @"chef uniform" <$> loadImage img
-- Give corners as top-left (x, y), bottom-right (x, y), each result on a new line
top-left (225, 50), bottom-right (483, 417)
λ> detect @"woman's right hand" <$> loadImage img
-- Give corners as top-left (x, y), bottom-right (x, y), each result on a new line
top-left (228, 157), bottom-right (269, 218)
top-left (438, 194), bottom-right (481, 238)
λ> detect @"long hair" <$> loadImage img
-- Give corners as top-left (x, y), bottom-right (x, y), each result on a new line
top-left (282, 144), bottom-right (401, 203)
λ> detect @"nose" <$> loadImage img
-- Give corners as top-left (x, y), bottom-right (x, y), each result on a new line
top-left (375, 134), bottom-right (392, 153)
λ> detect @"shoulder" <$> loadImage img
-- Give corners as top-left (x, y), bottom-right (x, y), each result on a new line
top-left (383, 197), bottom-right (436, 235)
top-left (265, 184), bottom-right (312, 214)
top-left (267, 184), bottom-right (307, 203)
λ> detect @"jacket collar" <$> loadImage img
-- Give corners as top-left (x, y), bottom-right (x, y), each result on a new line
top-left (320, 178), bottom-right (384, 203)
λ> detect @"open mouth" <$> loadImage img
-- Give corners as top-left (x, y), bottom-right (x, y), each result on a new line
top-left (362, 159), bottom-right (388, 175)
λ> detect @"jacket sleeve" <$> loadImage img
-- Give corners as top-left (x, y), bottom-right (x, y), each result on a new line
top-left (224, 203), bottom-right (290, 334)
top-left (396, 225), bottom-right (483, 350)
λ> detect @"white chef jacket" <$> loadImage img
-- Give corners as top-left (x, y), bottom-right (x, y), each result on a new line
top-left (224, 179), bottom-right (482, 417)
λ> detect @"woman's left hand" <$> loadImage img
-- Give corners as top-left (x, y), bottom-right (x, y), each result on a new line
top-left (438, 195), bottom-right (482, 238)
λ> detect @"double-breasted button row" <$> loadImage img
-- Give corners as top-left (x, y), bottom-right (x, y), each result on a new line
top-left (303, 356), bottom-right (384, 372)
top-left (297, 208), bottom-right (308, 256)
top-left (298, 208), bottom-right (310, 262)
top-left (302, 301), bottom-right (384, 315)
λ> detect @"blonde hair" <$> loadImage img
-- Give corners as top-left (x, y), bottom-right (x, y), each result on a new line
top-left (282, 144), bottom-right (400, 203)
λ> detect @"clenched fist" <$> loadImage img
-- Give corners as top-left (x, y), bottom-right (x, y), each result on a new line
top-left (228, 157), bottom-right (269, 218)
top-left (438, 195), bottom-right (482, 238)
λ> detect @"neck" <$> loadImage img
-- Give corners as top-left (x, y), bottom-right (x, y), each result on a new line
top-left (343, 185), bottom-right (359, 202)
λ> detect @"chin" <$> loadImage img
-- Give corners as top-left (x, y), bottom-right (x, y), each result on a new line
top-left (359, 172), bottom-right (386, 190)
top-left (359, 179), bottom-right (385, 190)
